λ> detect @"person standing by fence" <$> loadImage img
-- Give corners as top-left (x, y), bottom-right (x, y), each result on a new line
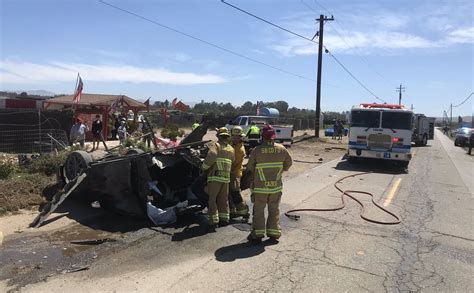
top-left (118, 119), bottom-right (128, 145)
top-left (337, 120), bottom-right (344, 140)
top-left (91, 114), bottom-right (103, 151)
top-left (69, 118), bottom-right (88, 148)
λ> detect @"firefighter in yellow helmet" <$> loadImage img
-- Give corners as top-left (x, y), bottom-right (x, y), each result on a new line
top-left (229, 126), bottom-right (250, 220)
top-left (246, 125), bottom-right (292, 243)
top-left (201, 127), bottom-right (235, 230)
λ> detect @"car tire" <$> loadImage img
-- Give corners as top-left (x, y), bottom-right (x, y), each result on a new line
top-left (454, 139), bottom-right (459, 146)
top-left (64, 150), bottom-right (92, 181)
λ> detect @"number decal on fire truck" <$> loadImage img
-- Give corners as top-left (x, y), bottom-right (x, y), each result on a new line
top-left (383, 152), bottom-right (391, 159)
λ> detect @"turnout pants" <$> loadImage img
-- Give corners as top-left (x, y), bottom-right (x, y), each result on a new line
top-left (251, 192), bottom-right (282, 239)
top-left (206, 181), bottom-right (230, 224)
top-left (229, 176), bottom-right (243, 206)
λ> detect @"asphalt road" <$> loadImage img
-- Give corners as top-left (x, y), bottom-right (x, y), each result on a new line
top-left (10, 129), bottom-right (474, 292)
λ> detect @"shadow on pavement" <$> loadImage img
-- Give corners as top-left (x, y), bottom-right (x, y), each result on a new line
top-left (215, 242), bottom-right (266, 262)
top-left (38, 198), bottom-right (152, 233)
top-left (334, 157), bottom-right (408, 175)
top-left (171, 224), bottom-right (208, 241)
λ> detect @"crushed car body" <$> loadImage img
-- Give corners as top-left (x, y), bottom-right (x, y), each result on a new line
top-left (31, 123), bottom-right (213, 228)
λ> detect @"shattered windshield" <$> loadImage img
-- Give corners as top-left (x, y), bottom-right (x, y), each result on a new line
top-left (382, 112), bottom-right (413, 130)
top-left (350, 110), bottom-right (380, 128)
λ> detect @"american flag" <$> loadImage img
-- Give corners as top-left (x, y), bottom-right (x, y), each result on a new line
top-left (73, 76), bottom-right (83, 104)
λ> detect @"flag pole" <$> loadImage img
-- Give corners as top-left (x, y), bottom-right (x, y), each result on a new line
top-left (72, 73), bottom-right (79, 114)
top-left (74, 73), bottom-right (79, 93)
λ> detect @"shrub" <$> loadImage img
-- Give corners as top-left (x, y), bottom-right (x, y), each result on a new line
top-left (123, 137), bottom-right (150, 152)
top-left (0, 162), bottom-right (14, 180)
top-left (28, 152), bottom-right (69, 176)
top-left (160, 124), bottom-right (183, 139)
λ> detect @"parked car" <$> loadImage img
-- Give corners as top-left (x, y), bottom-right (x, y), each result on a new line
top-left (324, 127), bottom-right (349, 137)
top-left (225, 115), bottom-right (293, 146)
top-left (454, 128), bottom-right (473, 147)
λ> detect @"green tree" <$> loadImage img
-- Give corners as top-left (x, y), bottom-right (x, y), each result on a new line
top-left (240, 101), bottom-right (254, 114)
top-left (274, 100), bottom-right (289, 113)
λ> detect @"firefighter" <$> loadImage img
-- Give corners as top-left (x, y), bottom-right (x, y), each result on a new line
top-left (229, 126), bottom-right (250, 219)
top-left (201, 127), bottom-right (235, 230)
top-left (246, 125), bottom-right (292, 243)
top-left (192, 120), bottom-right (200, 131)
top-left (246, 121), bottom-right (260, 139)
top-left (246, 121), bottom-right (261, 152)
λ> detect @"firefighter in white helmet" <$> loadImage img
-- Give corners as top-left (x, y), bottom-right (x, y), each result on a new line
top-left (229, 126), bottom-right (250, 219)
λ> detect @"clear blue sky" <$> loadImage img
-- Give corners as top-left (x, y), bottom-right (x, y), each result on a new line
top-left (1, 0), bottom-right (473, 117)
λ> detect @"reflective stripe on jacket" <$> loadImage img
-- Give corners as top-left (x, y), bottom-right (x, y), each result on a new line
top-left (202, 142), bottom-right (235, 183)
top-left (192, 123), bottom-right (200, 130)
top-left (247, 141), bottom-right (292, 194)
top-left (231, 142), bottom-right (245, 178)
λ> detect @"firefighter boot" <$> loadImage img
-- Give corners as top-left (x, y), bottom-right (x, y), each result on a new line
top-left (247, 232), bottom-right (262, 244)
top-left (235, 202), bottom-right (250, 222)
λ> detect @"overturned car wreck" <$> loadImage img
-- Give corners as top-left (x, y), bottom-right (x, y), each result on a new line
top-left (31, 124), bottom-right (221, 228)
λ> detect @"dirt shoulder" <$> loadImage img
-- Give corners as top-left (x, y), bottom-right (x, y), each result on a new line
top-left (284, 130), bottom-right (348, 179)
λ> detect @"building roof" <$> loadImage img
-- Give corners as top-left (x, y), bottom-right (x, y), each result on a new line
top-left (45, 93), bottom-right (146, 109)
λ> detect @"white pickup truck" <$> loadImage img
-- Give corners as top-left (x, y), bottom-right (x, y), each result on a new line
top-left (225, 115), bottom-right (293, 146)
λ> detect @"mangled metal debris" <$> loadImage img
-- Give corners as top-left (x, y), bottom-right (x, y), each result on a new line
top-left (31, 122), bottom-right (214, 228)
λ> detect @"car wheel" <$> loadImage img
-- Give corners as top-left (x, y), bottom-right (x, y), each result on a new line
top-left (454, 138), bottom-right (458, 146)
top-left (64, 150), bottom-right (92, 181)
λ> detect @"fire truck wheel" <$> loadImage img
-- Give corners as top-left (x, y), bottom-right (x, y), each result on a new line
top-left (422, 134), bottom-right (428, 146)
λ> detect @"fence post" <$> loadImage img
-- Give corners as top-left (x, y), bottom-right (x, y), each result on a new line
top-left (38, 108), bottom-right (42, 154)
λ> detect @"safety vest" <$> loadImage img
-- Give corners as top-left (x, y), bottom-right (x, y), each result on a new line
top-left (248, 125), bottom-right (260, 136)
top-left (202, 142), bottom-right (235, 183)
top-left (192, 123), bottom-right (200, 131)
top-left (247, 141), bottom-right (292, 194)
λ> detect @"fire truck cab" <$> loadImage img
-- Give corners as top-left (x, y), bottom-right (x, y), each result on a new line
top-left (347, 103), bottom-right (413, 167)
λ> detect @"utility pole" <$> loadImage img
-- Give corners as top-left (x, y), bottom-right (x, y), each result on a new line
top-left (450, 103), bottom-right (453, 129)
top-left (396, 84), bottom-right (405, 105)
top-left (314, 14), bottom-right (334, 137)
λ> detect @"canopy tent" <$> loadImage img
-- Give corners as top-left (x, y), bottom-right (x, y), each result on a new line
top-left (44, 93), bottom-right (148, 141)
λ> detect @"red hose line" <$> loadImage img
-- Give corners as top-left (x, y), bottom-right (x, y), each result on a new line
top-left (284, 172), bottom-right (401, 225)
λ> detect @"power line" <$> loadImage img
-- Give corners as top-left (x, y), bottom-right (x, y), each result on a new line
top-left (98, 0), bottom-right (317, 83)
top-left (302, 0), bottom-right (393, 86)
top-left (222, 0), bottom-right (384, 102)
top-left (452, 92), bottom-right (473, 107)
top-left (325, 50), bottom-right (385, 103)
top-left (222, 0), bottom-right (318, 44)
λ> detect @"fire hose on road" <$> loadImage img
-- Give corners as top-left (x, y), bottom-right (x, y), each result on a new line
top-left (285, 172), bottom-right (401, 225)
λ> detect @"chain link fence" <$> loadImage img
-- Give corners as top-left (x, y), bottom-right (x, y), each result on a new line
top-left (0, 129), bottom-right (68, 154)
